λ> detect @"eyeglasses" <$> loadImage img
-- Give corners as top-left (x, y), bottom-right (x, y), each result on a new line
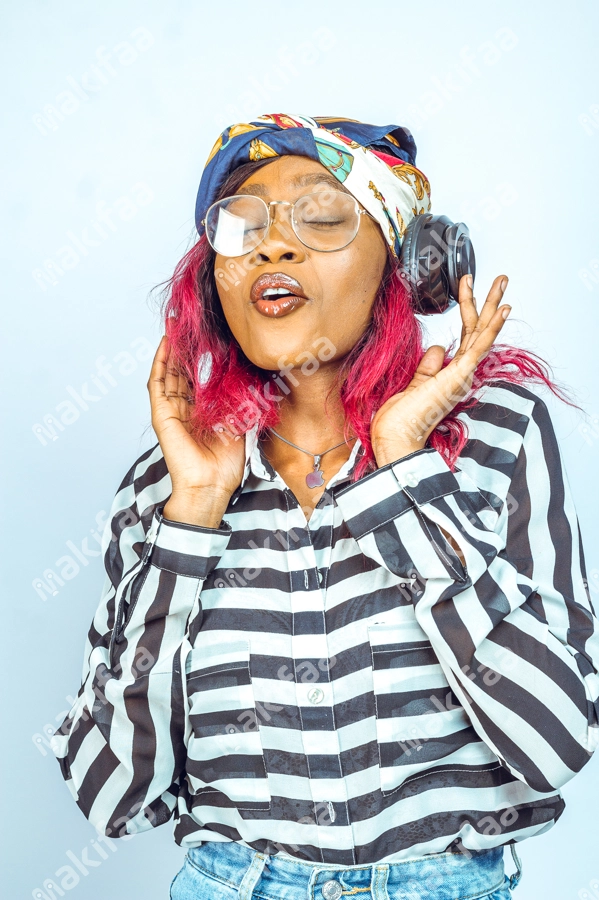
top-left (201, 190), bottom-right (370, 257)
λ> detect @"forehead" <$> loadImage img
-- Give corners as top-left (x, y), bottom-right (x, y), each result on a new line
top-left (236, 154), bottom-right (350, 198)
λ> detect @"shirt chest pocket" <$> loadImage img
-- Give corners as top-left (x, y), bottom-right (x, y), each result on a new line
top-left (184, 641), bottom-right (271, 810)
top-left (368, 622), bottom-right (475, 796)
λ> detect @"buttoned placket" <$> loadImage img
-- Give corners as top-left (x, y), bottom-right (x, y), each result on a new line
top-left (241, 426), bottom-right (364, 863)
top-left (284, 484), bottom-right (353, 864)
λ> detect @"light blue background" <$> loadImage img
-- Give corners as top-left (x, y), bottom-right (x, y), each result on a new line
top-left (2, 1), bottom-right (598, 897)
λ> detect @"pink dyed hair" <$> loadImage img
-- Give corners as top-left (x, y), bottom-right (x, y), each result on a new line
top-left (155, 159), bottom-right (577, 482)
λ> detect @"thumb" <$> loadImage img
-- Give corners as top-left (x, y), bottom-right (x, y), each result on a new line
top-left (414, 345), bottom-right (446, 378)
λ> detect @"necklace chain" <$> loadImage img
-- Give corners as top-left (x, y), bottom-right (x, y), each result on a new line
top-left (268, 427), bottom-right (355, 459)
top-left (266, 428), bottom-right (358, 489)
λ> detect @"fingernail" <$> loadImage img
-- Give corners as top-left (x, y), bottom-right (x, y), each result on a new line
top-left (467, 274), bottom-right (473, 288)
top-left (500, 277), bottom-right (508, 292)
top-left (501, 306), bottom-right (511, 319)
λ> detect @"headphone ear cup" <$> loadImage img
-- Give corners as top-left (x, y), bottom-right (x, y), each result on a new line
top-left (397, 214), bottom-right (429, 314)
top-left (398, 215), bottom-right (476, 315)
top-left (445, 223), bottom-right (476, 305)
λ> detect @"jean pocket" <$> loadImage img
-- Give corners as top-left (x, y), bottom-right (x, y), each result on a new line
top-left (369, 622), bottom-right (477, 796)
top-left (185, 641), bottom-right (271, 809)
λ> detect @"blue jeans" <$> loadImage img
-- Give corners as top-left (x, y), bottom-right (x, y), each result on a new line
top-left (169, 840), bottom-right (523, 899)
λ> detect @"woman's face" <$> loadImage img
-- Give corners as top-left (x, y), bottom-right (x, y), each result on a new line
top-left (213, 155), bottom-right (388, 372)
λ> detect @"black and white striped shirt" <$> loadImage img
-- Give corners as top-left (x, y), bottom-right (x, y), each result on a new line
top-left (50, 379), bottom-right (599, 865)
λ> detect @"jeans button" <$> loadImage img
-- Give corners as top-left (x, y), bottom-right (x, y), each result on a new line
top-left (322, 880), bottom-right (343, 900)
top-left (307, 687), bottom-right (324, 705)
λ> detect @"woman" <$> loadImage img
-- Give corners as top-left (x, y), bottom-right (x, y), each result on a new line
top-left (51, 114), bottom-right (599, 900)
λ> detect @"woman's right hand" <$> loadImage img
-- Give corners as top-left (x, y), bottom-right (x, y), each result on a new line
top-left (147, 335), bottom-right (246, 527)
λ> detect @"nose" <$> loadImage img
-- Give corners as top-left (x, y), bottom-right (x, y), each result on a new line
top-left (252, 203), bottom-right (306, 265)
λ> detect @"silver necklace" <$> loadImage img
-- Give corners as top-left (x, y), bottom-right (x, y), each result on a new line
top-left (267, 427), bottom-right (357, 488)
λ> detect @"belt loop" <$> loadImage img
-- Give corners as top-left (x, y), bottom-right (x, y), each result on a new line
top-left (371, 863), bottom-right (389, 900)
top-left (509, 844), bottom-right (523, 890)
top-left (238, 851), bottom-right (269, 900)
top-left (308, 866), bottom-right (323, 894)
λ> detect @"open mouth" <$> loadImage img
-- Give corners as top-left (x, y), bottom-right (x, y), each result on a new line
top-left (250, 273), bottom-right (309, 318)
top-left (262, 287), bottom-right (298, 299)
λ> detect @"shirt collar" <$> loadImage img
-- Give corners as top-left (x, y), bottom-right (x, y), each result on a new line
top-left (229, 423), bottom-right (365, 505)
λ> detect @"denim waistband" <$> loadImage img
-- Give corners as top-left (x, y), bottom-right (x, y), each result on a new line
top-left (184, 839), bottom-right (514, 900)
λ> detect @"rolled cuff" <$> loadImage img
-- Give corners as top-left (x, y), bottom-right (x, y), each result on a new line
top-left (391, 447), bottom-right (461, 505)
top-left (145, 505), bottom-right (233, 578)
top-left (335, 447), bottom-right (460, 541)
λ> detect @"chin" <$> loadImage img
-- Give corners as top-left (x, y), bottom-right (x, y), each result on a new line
top-left (245, 352), bottom-right (294, 373)
top-left (240, 334), bottom-right (311, 371)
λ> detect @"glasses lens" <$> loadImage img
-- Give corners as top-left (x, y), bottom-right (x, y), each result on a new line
top-left (205, 195), bottom-right (268, 256)
top-left (293, 191), bottom-right (360, 251)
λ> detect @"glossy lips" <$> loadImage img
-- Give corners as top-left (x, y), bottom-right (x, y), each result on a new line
top-left (250, 273), bottom-right (308, 318)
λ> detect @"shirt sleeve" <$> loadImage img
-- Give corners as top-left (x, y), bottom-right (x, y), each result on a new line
top-left (49, 459), bottom-right (232, 838)
top-left (335, 387), bottom-right (599, 794)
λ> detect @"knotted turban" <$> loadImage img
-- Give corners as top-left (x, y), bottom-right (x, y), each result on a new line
top-left (194, 113), bottom-right (432, 259)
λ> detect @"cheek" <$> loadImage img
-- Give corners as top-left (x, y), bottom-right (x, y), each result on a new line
top-left (214, 267), bottom-right (247, 329)
top-left (217, 284), bottom-right (239, 317)
top-left (315, 242), bottom-right (385, 311)
top-left (321, 240), bottom-right (386, 350)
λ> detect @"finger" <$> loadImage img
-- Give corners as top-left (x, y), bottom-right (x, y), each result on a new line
top-left (438, 300), bottom-right (511, 400)
top-left (147, 336), bottom-right (169, 401)
top-left (473, 275), bottom-right (509, 333)
top-left (413, 344), bottom-right (446, 379)
top-left (461, 302), bottom-right (512, 367)
top-left (178, 365), bottom-right (194, 405)
top-left (456, 274), bottom-right (509, 357)
top-left (456, 274), bottom-right (479, 352)
top-left (164, 342), bottom-right (183, 399)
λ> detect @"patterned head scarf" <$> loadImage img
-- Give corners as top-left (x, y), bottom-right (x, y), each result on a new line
top-left (194, 113), bottom-right (431, 258)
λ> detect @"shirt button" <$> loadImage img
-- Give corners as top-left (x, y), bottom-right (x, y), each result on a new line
top-left (307, 687), bottom-right (324, 705)
top-left (403, 471), bottom-right (419, 487)
top-left (318, 570), bottom-right (324, 585)
top-left (322, 881), bottom-right (343, 900)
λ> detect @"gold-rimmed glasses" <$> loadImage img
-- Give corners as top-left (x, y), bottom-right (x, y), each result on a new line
top-left (201, 190), bottom-right (371, 257)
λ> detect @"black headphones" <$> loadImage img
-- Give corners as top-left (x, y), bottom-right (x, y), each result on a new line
top-left (397, 214), bottom-right (476, 315)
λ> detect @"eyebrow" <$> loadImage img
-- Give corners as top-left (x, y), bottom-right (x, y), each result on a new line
top-left (236, 171), bottom-right (347, 197)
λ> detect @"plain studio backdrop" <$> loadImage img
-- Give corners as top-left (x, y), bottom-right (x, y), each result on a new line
top-left (2, 1), bottom-right (598, 897)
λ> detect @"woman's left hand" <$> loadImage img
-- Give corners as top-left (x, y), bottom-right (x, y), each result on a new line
top-left (371, 273), bottom-right (511, 467)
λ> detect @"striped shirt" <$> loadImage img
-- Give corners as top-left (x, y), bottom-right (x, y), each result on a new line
top-left (50, 379), bottom-right (599, 865)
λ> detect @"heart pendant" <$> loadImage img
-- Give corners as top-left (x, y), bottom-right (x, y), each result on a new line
top-left (306, 468), bottom-right (325, 488)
